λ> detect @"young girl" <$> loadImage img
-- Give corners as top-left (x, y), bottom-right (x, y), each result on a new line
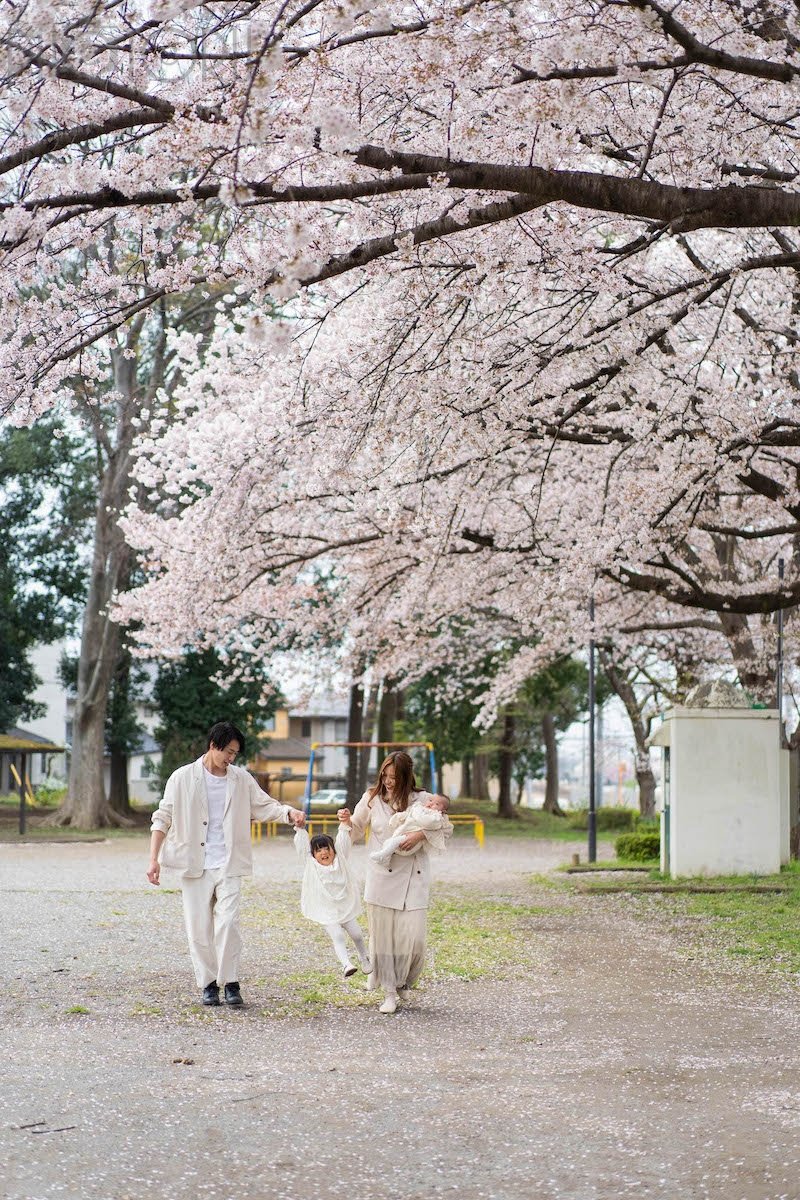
top-left (294, 826), bottom-right (371, 978)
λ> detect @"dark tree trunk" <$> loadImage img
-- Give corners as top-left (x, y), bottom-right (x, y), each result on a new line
top-left (718, 611), bottom-right (773, 704)
top-left (600, 651), bottom-right (657, 818)
top-left (473, 751), bottom-right (490, 801)
top-left (346, 677), bottom-right (364, 809)
top-left (55, 468), bottom-right (131, 829)
top-left (108, 745), bottom-right (131, 815)
top-left (459, 755), bottom-right (473, 799)
top-left (541, 712), bottom-right (565, 816)
top-left (497, 710), bottom-right (515, 819)
top-left (108, 646), bottom-right (135, 819)
top-left (53, 347), bottom-right (145, 830)
top-left (377, 677), bottom-right (399, 746)
top-left (636, 756), bottom-right (657, 819)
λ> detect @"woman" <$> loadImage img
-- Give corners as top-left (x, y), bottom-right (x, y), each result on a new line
top-left (337, 750), bottom-right (450, 1014)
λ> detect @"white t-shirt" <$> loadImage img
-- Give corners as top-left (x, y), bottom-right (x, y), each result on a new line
top-left (203, 767), bottom-right (228, 870)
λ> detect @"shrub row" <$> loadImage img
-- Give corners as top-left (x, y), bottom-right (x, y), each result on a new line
top-left (614, 830), bottom-right (661, 862)
top-left (567, 806), bottom-right (638, 832)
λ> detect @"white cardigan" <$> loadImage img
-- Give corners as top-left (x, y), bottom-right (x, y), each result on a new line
top-left (349, 789), bottom-right (449, 911)
top-left (151, 757), bottom-right (292, 879)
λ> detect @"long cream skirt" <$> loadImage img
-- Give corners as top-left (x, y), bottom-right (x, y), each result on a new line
top-left (367, 903), bottom-right (427, 997)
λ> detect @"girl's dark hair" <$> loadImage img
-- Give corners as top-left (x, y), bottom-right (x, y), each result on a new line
top-left (208, 721), bottom-right (246, 757)
top-left (368, 750), bottom-right (417, 813)
top-left (310, 833), bottom-right (336, 856)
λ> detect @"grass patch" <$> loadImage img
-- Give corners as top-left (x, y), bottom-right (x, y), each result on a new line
top-left (427, 893), bottom-right (552, 981)
top-left (448, 799), bottom-right (606, 842)
top-left (65, 1005), bottom-right (90, 1015)
top-left (572, 860), bottom-right (800, 976)
top-left (268, 969), bottom-right (378, 1017)
top-left (130, 1002), bottom-right (163, 1017)
top-left (683, 862), bottom-right (800, 973)
top-left (528, 871), bottom-right (573, 892)
top-left (251, 889), bottom-right (556, 1016)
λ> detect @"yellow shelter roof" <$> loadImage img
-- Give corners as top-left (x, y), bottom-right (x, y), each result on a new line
top-left (0, 728), bottom-right (65, 753)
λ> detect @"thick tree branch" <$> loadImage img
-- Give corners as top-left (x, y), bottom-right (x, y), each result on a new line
top-left (0, 108), bottom-right (167, 177)
top-left (292, 193), bottom-right (543, 288)
top-left (631, 0), bottom-right (797, 83)
top-left (8, 146), bottom-right (800, 238)
top-left (355, 146), bottom-right (800, 232)
top-left (610, 565), bottom-right (800, 613)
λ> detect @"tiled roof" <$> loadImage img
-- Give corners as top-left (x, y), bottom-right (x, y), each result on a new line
top-left (255, 736), bottom-right (313, 762)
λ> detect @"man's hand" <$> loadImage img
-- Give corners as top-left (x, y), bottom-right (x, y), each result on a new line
top-left (146, 860), bottom-right (161, 886)
top-left (399, 830), bottom-right (426, 852)
top-left (288, 808), bottom-right (306, 828)
top-left (337, 807), bottom-right (352, 825)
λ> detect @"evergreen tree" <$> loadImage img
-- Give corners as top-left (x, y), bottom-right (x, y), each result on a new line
top-left (151, 647), bottom-right (280, 788)
top-left (0, 419), bottom-right (94, 731)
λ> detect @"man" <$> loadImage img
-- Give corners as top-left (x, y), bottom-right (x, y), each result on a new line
top-left (146, 720), bottom-right (305, 1007)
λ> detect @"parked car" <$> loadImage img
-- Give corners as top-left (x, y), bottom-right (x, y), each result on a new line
top-left (308, 788), bottom-right (348, 808)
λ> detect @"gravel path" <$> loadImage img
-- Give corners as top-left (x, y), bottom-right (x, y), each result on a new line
top-left (2, 835), bottom-right (799, 1200)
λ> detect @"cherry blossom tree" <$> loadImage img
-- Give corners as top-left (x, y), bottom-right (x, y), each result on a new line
top-left (4, 1), bottom-right (800, 826)
top-left (3, 0), bottom-right (800, 426)
top-left (52, 276), bottom-right (223, 829)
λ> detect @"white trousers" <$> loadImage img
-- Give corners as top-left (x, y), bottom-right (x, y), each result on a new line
top-left (180, 869), bottom-right (242, 988)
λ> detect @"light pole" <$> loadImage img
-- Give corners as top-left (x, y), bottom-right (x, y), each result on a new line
top-left (777, 557), bottom-right (785, 746)
top-left (588, 596), bottom-right (597, 863)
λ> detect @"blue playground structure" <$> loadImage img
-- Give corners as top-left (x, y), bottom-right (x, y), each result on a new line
top-left (303, 741), bottom-right (438, 817)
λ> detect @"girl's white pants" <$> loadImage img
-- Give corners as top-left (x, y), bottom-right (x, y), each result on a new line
top-left (324, 919), bottom-right (370, 969)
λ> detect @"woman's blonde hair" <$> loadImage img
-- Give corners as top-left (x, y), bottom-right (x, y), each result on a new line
top-left (368, 750), bottom-right (417, 812)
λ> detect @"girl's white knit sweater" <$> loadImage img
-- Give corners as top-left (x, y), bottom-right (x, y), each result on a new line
top-left (294, 826), bottom-right (362, 924)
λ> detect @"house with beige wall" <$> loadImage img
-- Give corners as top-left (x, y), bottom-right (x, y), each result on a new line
top-left (251, 696), bottom-right (349, 803)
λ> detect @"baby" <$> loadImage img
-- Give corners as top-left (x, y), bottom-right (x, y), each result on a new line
top-left (370, 794), bottom-right (453, 866)
top-left (294, 826), bottom-right (371, 978)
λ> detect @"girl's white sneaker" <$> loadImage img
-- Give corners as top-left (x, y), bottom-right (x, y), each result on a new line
top-left (379, 995), bottom-right (398, 1014)
top-left (397, 987), bottom-right (413, 1001)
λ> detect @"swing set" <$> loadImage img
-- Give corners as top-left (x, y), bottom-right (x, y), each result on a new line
top-left (251, 738), bottom-right (486, 845)
top-left (303, 740), bottom-right (438, 816)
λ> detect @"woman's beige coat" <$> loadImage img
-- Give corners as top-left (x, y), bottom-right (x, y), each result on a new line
top-left (349, 789), bottom-right (445, 910)
top-left (151, 757), bottom-right (291, 879)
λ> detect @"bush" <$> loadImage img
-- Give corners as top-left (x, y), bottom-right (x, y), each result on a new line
top-left (34, 776), bottom-right (68, 806)
top-left (567, 806), bottom-right (637, 832)
top-left (615, 830), bottom-right (661, 862)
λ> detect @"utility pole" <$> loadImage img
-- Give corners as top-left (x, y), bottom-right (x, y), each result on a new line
top-left (777, 556), bottom-right (785, 747)
top-left (588, 596), bottom-right (597, 863)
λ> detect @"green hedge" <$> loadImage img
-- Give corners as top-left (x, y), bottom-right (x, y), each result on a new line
top-left (615, 830), bottom-right (661, 862)
top-left (567, 807), bottom-right (637, 832)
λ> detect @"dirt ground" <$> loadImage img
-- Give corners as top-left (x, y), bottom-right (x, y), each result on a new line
top-left (1, 835), bottom-right (799, 1200)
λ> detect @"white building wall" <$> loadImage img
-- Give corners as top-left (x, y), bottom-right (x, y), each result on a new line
top-left (656, 708), bottom-right (784, 877)
top-left (25, 643), bottom-right (70, 783)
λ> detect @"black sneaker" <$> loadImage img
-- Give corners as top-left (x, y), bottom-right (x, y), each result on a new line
top-left (224, 981), bottom-right (244, 1007)
top-left (202, 981), bottom-right (220, 1006)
